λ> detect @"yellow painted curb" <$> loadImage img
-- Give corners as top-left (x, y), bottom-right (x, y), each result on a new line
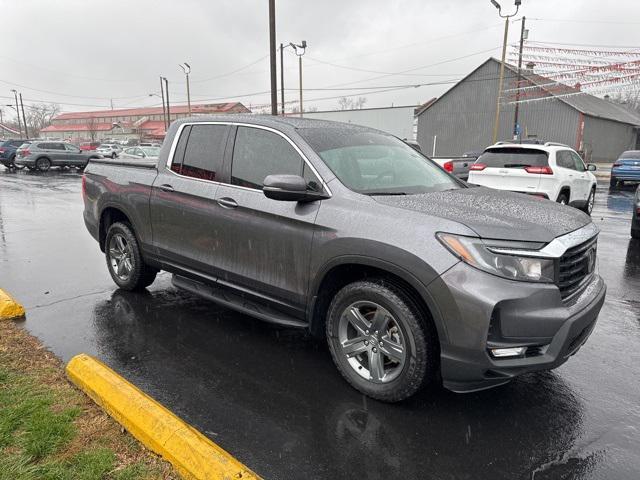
top-left (66, 354), bottom-right (261, 480)
top-left (0, 289), bottom-right (25, 320)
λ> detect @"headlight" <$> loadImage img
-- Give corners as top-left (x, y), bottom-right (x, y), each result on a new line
top-left (437, 233), bottom-right (555, 283)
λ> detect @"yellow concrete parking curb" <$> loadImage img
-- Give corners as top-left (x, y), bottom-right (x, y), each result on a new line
top-left (0, 289), bottom-right (25, 320)
top-left (66, 354), bottom-right (261, 480)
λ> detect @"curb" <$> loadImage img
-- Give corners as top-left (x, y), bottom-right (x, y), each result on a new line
top-left (0, 289), bottom-right (25, 320)
top-left (66, 354), bottom-right (261, 480)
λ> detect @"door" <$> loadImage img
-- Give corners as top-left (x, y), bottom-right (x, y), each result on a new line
top-left (213, 125), bottom-right (323, 308)
top-left (149, 123), bottom-right (230, 273)
top-left (63, 143), bottom-right (85, 166)
top-left (570, 151), bottom-right (591, 201)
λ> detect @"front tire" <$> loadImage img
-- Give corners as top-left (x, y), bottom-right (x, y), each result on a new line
top-left (35, 157), bottom-right (51, 172)
top-left (583, 188), bottom-right (595, 215)
top-left (326, 279), bottom-right (438, 402)
top-left (105, 222), bottom-right (158, 290)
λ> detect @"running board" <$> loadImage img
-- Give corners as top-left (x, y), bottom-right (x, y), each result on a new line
top-left (172, 275), bottom-right (308, 329)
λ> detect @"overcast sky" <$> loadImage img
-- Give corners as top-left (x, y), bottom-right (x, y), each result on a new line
top-left (1, 0), bottom-right (639, 117)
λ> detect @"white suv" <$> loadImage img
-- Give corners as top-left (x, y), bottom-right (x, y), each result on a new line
top-left (468, 142), bottom-right (597, 215)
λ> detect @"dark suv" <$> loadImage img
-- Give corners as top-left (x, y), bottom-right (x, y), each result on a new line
top-left (83, 116), bottom-right (607, 402)
top-left (0, 139), bottom-right (31, 169)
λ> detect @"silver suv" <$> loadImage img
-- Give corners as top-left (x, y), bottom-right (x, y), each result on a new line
top-left (15, 141), bottom-right (102, 171)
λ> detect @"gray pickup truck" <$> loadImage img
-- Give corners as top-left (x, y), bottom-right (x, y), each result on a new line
top-left (83, 115), bottom-right (606, 401)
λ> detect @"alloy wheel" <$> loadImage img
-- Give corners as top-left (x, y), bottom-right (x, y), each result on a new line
top-left (337, 301), bottom-right (407, 384)
top-left (108, 233), bottom-right (134, 281)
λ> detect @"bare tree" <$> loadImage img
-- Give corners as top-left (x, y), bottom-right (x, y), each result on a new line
top-left (86, 116), bottom-right (98, 142)
top-left (25, 103), bottom-right (60, 137)
top-left (337, 96), bottom-right (368, 110)
top-left (610, 89), bottom-right (640, 113)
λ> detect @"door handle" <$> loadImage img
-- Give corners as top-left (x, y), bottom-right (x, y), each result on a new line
top-left (159, 184), bottom-right (174, 192)
top-left (217, 197), bottom-right (238, 209)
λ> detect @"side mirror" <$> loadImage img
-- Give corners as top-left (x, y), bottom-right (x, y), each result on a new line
top-left (587, 164), bottom-right (596, 171)
top-left (263, 174), bottom-right (327, 202)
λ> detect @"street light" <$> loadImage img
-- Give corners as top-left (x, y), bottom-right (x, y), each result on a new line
top-left (179, 63), bottom-right (191, 115)
top-left (10, 89), bottom-right (22, 137)
top-left (279, 40), bottom-right (307, 117)
top-left (149, 92), bottom-right (167, 131)
top-left (490, 0), bottom-right (521, 144)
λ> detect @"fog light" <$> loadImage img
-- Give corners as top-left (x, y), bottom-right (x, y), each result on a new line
top-left (490, 347), bottom-right (527, 358)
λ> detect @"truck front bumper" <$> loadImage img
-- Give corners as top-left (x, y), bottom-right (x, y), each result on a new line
top-left (428, 262), bottom-right (606, 393)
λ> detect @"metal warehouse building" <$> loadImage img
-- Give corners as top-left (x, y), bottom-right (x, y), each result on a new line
top-left (416, 58), bottom-right (640, 163)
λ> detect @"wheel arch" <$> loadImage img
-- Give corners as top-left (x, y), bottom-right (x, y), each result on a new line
top-left (557, 185), bottom-right (571, 202)
top-left (98, 206), bottom-right (134, 252)
top-left (308, 256), bottom-right (447, 347)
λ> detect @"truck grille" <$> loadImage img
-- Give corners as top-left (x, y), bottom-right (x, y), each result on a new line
top-left (557, 236), bottom-right (597, 299)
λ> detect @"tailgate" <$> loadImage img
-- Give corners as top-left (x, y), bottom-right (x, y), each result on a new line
top-left (471, 167), bottom-right (541, 192)
top-left (469, 147), bottom-right (548, 193)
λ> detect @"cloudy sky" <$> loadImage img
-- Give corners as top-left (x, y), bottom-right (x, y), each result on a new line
top-left (1, 0), bottom-right (639, 117)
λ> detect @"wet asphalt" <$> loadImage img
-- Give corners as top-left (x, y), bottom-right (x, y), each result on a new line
top-left (0, 168), bottom-right (639, 480)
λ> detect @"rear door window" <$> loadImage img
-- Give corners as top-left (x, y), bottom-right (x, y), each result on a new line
top-left (570, 151), bottom-right (586, 172)
top-left (556, 151), bottom-right (575, 170)
top-left (170, 126), bottom-right (191, 174)
top-left (478, 148), bottom-right (549, 169)
top-left (178, 124), bottom-right (228, 181)
top-left (230, 126), bottom-right (303, 190)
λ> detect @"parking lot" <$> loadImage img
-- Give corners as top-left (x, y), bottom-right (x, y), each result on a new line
top-left (1, 168), bottom-right (639, 479)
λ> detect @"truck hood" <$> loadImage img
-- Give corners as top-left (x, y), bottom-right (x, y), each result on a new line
top-left (373, 187), bottom-right (591, 243)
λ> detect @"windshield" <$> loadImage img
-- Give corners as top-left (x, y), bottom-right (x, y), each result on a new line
top-left (298, 128), bottom-right (461, 195)
top-left (140, 146), bottom-right (161, 157)
top-left (477, 148), bottom-right (549, 168)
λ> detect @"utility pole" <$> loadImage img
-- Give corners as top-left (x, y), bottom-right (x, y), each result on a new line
top-left (19, 93), bottom-right (28, 138)
top-left (512, 16), bottom-right (526, 140)
top-left (490, 0), bottom-right (521, 144)
top-left (280, 43), bottom-right (285, 115)
top-left (163, 77), bottom-right (171, 128)
top-left (110, 98), bottom-right (114, 110)
top-left (269, 0), bottom-right (278, 115)
top-left (159, 76), bottom-right (167, 130)
top-left (298, 55), bottom-right (303, 117)
top-left (11, 90), bottom-right (22, 137)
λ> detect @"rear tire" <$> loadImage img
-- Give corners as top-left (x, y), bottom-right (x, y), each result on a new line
top-left (610, 177), bottom-right (617, 189)
top-left (105, 222), bottom-right (158, 291)
top-left (556, 191), bottom-right (569, 205)
top-left (326, 279), bottom-right (438, 402)
top-left (35, 157), bottom-right (51, 172)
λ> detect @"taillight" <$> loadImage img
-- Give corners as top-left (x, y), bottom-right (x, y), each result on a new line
top-left (0, 147), bottom-right (5, 153)
top-left (22, 149), bottom-right (30, 156)
top-left (613, 162), bottom-right (622, 168)
top-left (524, 166), bottom-right (553, 174)
top-left (443, 161), bottom-right (453, 173)
top-left (470, 163), bottom-right (486, 171)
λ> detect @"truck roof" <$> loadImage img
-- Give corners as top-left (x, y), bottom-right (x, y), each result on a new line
top-left (170, 114), bottom-right (384, 132)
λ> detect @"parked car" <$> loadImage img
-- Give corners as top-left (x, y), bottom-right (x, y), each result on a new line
top-left (82, 116), bottom-right (606, 402)
top-left (79, 141), bottom-right (101, 151)
top-left (96, 144), bottom-right (122, 159)
top-left (468, 142), bottom-right (597, 214)
top-left (119, 146), bottom-right (161, 160)
top-left (0, 139), bottom-right (31, 169)
top-left (632, 185), bottom-right (640, 239)
top-left (611, 150), bottom-right (640, 189)
top-left (431, 156), bottom-right (472, 180)
top-left (15, 141), bottom-right (102, 171)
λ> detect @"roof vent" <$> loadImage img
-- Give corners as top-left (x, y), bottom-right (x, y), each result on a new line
top-left (525, 62), bottom-right (535, 72)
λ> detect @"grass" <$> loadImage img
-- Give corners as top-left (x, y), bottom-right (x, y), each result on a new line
top-left (0, 321), bottom-right (176, 480)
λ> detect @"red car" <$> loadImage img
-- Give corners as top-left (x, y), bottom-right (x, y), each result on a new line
top-left (79, 142), bottom-right (101, 151)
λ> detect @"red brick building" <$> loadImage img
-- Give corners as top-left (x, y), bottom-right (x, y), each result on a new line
top-left (40, 102), bottom-right (250, 142)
